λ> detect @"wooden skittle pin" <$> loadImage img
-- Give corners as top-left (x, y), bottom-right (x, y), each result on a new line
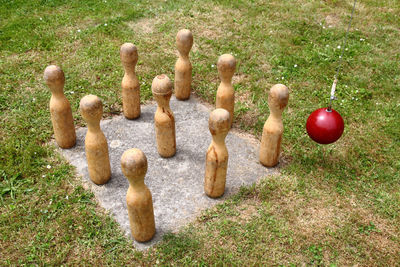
top-left (174, 29), bottom-right (193, 100)
top-left (121, 148), bottom-right (156, 242)
top-left (120, 43), bottom-right (140, 119)
top-left (80, 95), bottom-right (111, 184)
top-left (259, 84), bottom-right (289, 167)
top-left (216, 54), bottom-right (236, 127)
top-left (204, 108), bottom-right (230, 198)
top-left (44, 65), bottom-right (76, 148)
top-left (152, 74), bottom-right (176, 158)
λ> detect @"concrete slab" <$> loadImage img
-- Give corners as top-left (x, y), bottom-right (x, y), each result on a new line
top-left (59, 96), bottom-right (275, 250)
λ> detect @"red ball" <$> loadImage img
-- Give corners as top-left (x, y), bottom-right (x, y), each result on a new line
top-left (306, 108), bottom-right (344, 144)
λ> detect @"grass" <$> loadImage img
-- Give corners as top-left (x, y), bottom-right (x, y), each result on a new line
top-left (1, 0), bottom-right (399, 265)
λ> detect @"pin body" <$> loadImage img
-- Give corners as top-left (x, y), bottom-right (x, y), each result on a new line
top-left (204, 108), bottom-right (230, 198)
top-left (120, 43), bottom-right (140, 119)
top-left (152, 75), bottom-right (176, 158)
top-left (174, 29), bottom-right (193, 100)
top-left (80, 95), bottom-right (111, 184)
top-left (259, 84), bottom-right (289, 167)
top-left (44, 65), bottom-right (76, 148)
top-left (216, 54), bottom-right (236, 127)
top-left (121, 148), bottom-right (155, 242)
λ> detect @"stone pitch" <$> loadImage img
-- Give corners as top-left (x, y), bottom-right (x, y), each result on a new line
top-left (60, 96), bottom-right (274, 250)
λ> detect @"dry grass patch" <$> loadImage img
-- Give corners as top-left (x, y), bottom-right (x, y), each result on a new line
top-left (0, 225), bottom-right (38, 263)
top-left (174, 5), bottom-right (242, 41)
top-left (232, 73), bottom-right (248, 84)
top-left (193, 6), bottom-right (228, 40)
top-left (325, 14), bottom-right (341, 27)
top-left (260, 62), bottom-right (272, 72)
top-left (234, 89), bottom-right (262, 128)
top-left (236, 90), bottom-right (252, 103)
top-left (236, 110), bottom-right (259, 128)
top-left (256, 174), bottom-right (400, 265)
top-left (126, 17), bottom-right (159, 34)
top-left (227, 198), bottom-right (261, 225)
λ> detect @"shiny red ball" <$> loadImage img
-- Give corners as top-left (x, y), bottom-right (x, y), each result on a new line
top-left (306, 108), bottom-right (344, 144)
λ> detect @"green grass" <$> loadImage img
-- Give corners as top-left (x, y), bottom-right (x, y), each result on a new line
top-left (1, 0), bottom-right (399, 265)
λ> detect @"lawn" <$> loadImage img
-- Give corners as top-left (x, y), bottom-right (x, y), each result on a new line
top-left (1, 0), bottom-right (399, 265)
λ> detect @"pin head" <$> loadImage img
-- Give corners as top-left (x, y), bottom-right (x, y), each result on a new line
top-left (217, 54), bottom-right (236, 81)
top-left (80, 95), bottom-right (103, 122)
top-left (120, 43), bottom-right (138, 64)
top-left (268, 84), bottom-right (289, 113)
top-left (209, 108), bottom-right (230, 135)
top-left (44, 65), bottom-right (65, 89)
top-left (152, 74), bottom-right (173, 95)
top-left (176, 29), bottom-right (193, 55)
top-left (121, 148), bottom-right (148, 179)
top-left (306, 107), bottom-right (344, 144)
